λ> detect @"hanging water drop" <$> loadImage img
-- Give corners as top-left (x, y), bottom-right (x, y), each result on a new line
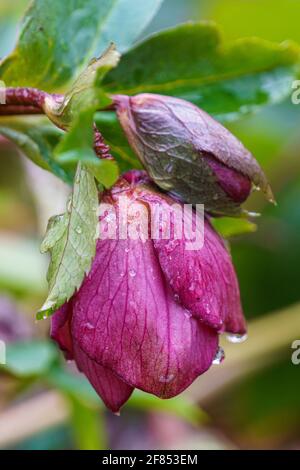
top-left (226, 333), bottom-right (248, 344)
top-left (212, 346), bottom-right (225, 365)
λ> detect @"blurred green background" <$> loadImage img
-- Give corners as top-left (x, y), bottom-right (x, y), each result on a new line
top-left (0, 0), bottom-right (300, 450)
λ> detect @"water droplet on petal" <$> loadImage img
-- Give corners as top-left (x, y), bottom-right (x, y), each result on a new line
top-left (125, 247), bottom-right (130, 253)
top-left (173, 293), bottom-right (180, 302)
top-left (184, 309), bottom-right (192, 319)
top-left (212, 346), bottom-right (225, 365)
top-left (226, 333), bottom-right (248, 344)
top-left (159, 373), bottom-right (175, 383)
top-left (85, 322), bottom-right (95, 331)
top-left (129, 269), bottom-right (136, 278)
top-left (165, 162), bottom-right (174, 174)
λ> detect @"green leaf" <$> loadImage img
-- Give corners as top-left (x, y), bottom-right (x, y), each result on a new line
top-left (103, 22), bottom-right (300, 121)
top-left (55, 109), bottom-right (119, 187)
top-left (37, 162), bottom-right (98, 319)
top-left (2, 340), bottom-right (58, 377)
top-left (211, 216), bottom-right (257, 238)
top-left (0, 118), bottom-right (72, 184)
top-left (45, 43), bottom-right (120, 130)
top-left (0, 0), bottom-right (163, 91)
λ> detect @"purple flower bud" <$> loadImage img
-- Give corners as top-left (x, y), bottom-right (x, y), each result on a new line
top-left (51, 171), bottom-right (245, 412)
top-left (114, 94), bottom-right (273, 215)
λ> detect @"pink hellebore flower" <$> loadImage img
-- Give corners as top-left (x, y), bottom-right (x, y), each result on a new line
top-left (51, 171), bottom-right (246, 412)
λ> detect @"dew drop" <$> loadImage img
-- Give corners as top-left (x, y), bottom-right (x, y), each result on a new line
top-left (129, 269), bottom-right (136, 278)
top-left (246, 211), bottom-right (261, 218)
top-left (84, 322), bottom-right (95, 331)
top-left (212, 346), bottom-right (225, 365)
top-left (75, 226), bottom-right (82, 234)
top-left (125, 247), bottom-right (130, 253)
top-left (165, 162), bottom-right (174, 174)
top-left (114, 411), bottom-right (121, 417)
top-left (189, 282), bottom-right (196, 292)
top-left (184, 309), bottom-right (192, 319)
top-left (226, 333), bottom-right (248, 344)
top-left (159, 373), bottom-right (175, 383)
top-left (173, 293), bottom-right (180, 302)
top-left (67, 199), bottom-right (72, 213)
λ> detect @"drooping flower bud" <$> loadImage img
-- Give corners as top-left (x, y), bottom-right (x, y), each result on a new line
top-left (51, 171), bottom-right (246, 412)
top-left (114, 94), bottom-right (273, 216)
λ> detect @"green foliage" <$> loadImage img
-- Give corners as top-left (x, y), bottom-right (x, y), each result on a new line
top-left (45, 43), bottom-right (120, 130)
top-left (55, 109), bottom-right (119, 187)
top-left (3, 340), bottom-right (57, 377)
top-left (37, 162), bottom-right (98, 318)
top-left (0, 119), bottom-right (72, 183)
top-left (103, 22), bottom-right (300, 121)
top-left (0, 0), bottom-right (163, 91)
top-left (211, 217), bottom-right (257, 238)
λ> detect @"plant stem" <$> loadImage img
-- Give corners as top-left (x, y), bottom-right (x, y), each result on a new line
top-left (93, 124), bottom-right (113, 160)
top-left (0, 86), bottom-right (115, 162)
top-left (0, 105), bottom-right (41, 115)
top-left (3, 87), bottom-right (62, 111)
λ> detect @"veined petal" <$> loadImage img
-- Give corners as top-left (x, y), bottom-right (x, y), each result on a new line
top-left (51, 302), bottom-right (74, 360)
top-left (71, 236), bottom-right (218, 399)
top-left (74, 343), bottom-right (134, 412)
top-left (153, 213), bottom-right (246, 335)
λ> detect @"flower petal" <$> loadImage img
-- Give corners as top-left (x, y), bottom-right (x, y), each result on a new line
top-left (51, 301), bottom-right (74, 360)
top-left (73, 343), bottom-right (134, 412)
top-left (153, 214), bottom-right (246, 335)
top-left (71, 236), bottom-right (218, 399)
